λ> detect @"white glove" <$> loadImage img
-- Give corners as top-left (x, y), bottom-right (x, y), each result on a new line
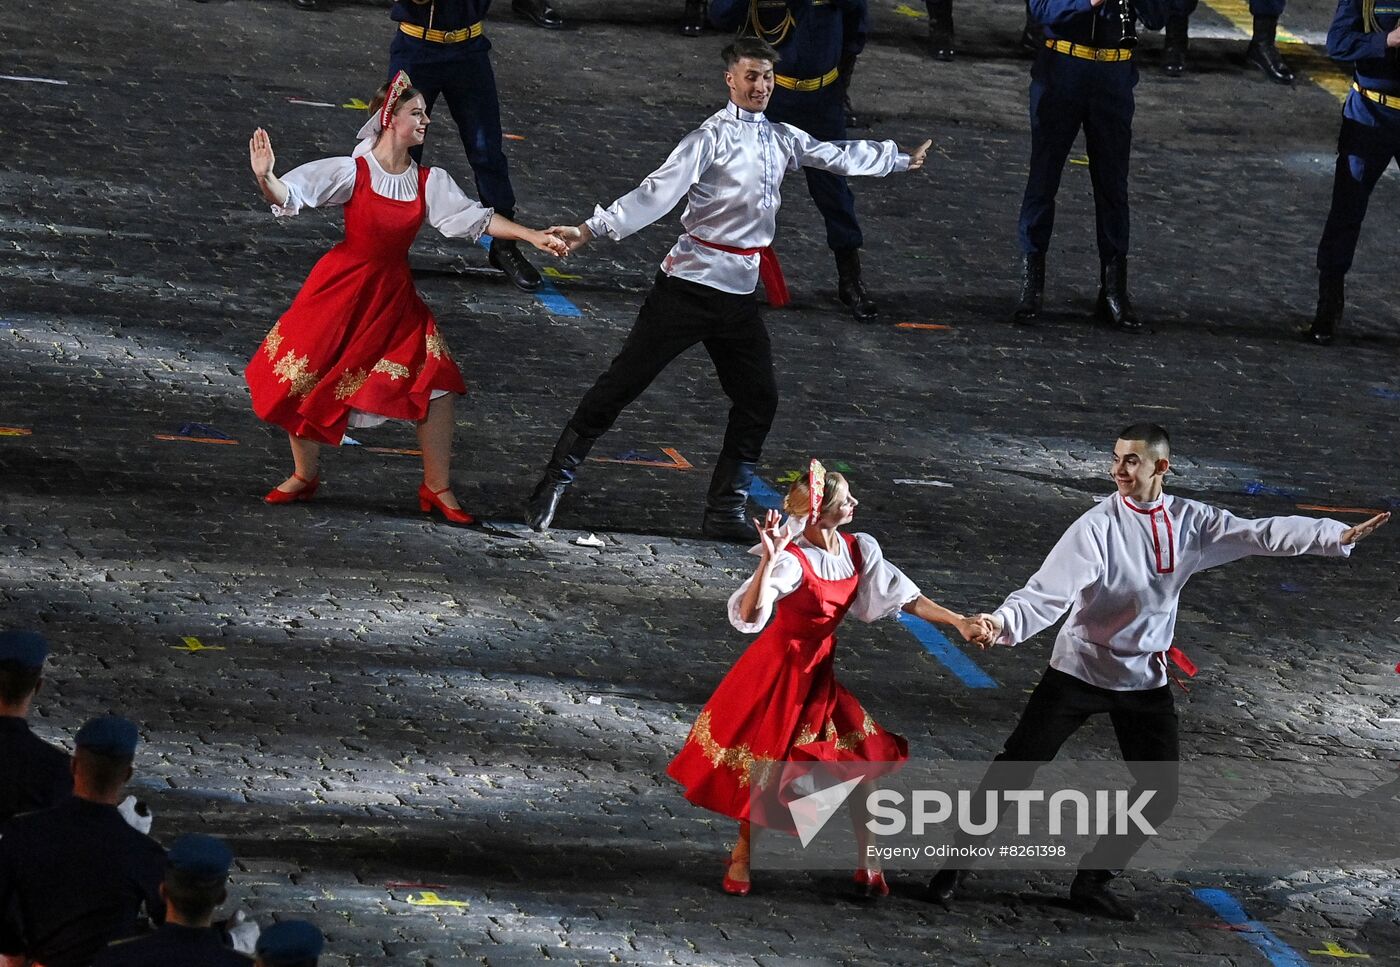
top-left (225, 910), bottom-right (261, 955)
top-left (118, 795), bottom-right (153, 835)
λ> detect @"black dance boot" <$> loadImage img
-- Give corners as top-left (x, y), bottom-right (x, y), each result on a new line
top-left (681, 0), bottom-right (707, 36)
top-left (1246, 16), bottom-right (1294, 84)
top-left (489, 238), bottom-right (543, 291)
top-left (1096, 257), bottom-right (1142, 331)
top-left (701, 457), bottom-right (758, 543)
top-left (1306, 272), bottom-right (1344, 346)
top-left (512, 0), bottom-right (566, 29)
top-left (835, 248), bottom-right (879, 323)
top-left (928, 0), bottom-right (956, 61)
top-left (1070, 870), bottom-right (1138, 921)
top-left (1011, 253), bottom-right (1045, 325)
top-left (1163, 14), bottom-right (1189, 76)
top-left (526, 428), bottom-right (593, 531)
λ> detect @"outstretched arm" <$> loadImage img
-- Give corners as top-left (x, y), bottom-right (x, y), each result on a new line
top-left (992, 515), bottom-right (1106, 647)
top-left (578, 127), bottom-right (716, 244)
top-left (901, 595), bottom-right (986, 645)
top-left (1196, 506), bottom-right (1389, 571)
top-left (785, 125), bottom-right (930, 176)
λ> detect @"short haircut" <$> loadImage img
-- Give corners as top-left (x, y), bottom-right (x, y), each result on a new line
top-left (0, 660), bottom-right (41, 705)
top-left (73, 747), bottom-right (132, 796)
top-left (165, 869), bottom-right (227, 922)
top-left (1118, 422), bottom-right (1171, 457)
top-left (722, 37), bottom-right (780, 68)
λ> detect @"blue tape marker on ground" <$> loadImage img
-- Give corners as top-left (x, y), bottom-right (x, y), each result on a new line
top-left (478, 236), bottom-right (581, 317)
top-left (898, 612), bottom-right (998, 689)
top-left (749, 476), bottom-right (785, 511)
top-left (1243, 481), bottom-right (1304, 498)
top-left (1193, 888), bottom-right (1310, 967)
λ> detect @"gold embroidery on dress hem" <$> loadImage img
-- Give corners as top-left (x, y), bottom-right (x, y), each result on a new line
top-left (687, 711), bottom-right (777, 788)
top-left (371, 359), bottom-right (411, 380)
top-left (263, 322), bottom-right (283, 361)
top-left (793, 713), bottom-right (878, 752)
top-left (425, 330), bottom-right (451, 360)
top-left (273, 351), bottom-right (320, 398)
top-left (334, 368), bottom-right (369, 401)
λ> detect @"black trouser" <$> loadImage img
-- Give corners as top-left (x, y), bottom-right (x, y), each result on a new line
top-left (566, 272), bottom-right (779, 463)
top-left (958, 666), bottom-right (1179, 872)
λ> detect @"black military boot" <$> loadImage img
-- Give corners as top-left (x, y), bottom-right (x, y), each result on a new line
top-left (681, 0), bottom-right (707, 37)
top-left (1305, 272), bottom-right (1344, 346)
top-left (928, 0), bottom-right (956, 61)
top-left (1070, 870), bottom-right (1138, 921)
top-left (511, 0), bottom-right (566, 29)
top-left (526, 428), bottom-right (593, 531)
top-left (835, 248), bottom-right (879, 323)
top-left (1011, 253), bottom-right (1045, 325)
top-left (701, 456), bottom-right (759, 543)
top-left (1246, 15), bottom-right (1294, 84)
top-left (923, 868), bottom-right (966, 904)
top-left (1163, 14), bottom-right (1189, 76)
top-left (1096, 258), bottom-right (1142, 331)
top-left (489, 238), bottom-right (543, 292)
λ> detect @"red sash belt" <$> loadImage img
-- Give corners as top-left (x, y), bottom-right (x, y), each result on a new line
top-left (688, 235), bottom-right (790, 308)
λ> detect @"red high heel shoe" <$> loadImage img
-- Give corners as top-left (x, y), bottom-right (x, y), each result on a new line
top-left (418, 482), bottom-right (476, 525)
top-left (264, 472), bottom-right (319, 505)
top-left (722, 858), bottom-right (752, 896)
top-left (853, 868), bottom-right (889, 897)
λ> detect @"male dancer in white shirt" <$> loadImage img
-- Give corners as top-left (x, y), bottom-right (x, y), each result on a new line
top-left (525, 37), bottom-right (930, 542)
top-left (927, 422), bottom-right (1388, 919)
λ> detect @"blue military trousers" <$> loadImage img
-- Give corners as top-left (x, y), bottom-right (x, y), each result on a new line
top-left (1017, 50), bottom-right (1136, 262)
top-left (766, 85), bottom-right (864, 253)
top-left (1317, 114), bottom-right (1400, 275)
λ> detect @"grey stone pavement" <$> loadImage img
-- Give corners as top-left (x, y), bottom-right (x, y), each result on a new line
top-left (3, 0), bottom-right (1400, 963)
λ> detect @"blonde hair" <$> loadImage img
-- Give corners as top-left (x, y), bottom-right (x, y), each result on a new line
top-left (782, 471), bottom-right (849, 520)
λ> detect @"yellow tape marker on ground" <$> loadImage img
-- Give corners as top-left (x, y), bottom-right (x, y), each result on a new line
top-left (894, 3), bottom-right (926, 18)
top-left (171, 636), bottom-right (225, 653)
top-left (1307, 941), bottom-right (1371, 959)
top-left (406, 891), bottom-right (469, 908)
top-left (1200, 0), bottom-right (1350, 102)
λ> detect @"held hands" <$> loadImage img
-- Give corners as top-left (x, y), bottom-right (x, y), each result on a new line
top-left (1341, 511), bottom-right (1390, 545)
top-left (249, 127), bottom-right (275, 182)
top-left (905, 139), bottom-right (933, 171)
top-left (958, 612), bottom-right (1003, 650)
top-left (527, 230), bottom-right (570, 258)
top-left (752, 508), bottom-right (794, 561)
top-left (546, 223), bottom-right (592, 255)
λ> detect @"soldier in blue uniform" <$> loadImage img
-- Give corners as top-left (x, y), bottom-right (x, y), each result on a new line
top-left (709, 0), bottom-right (883, 322)
top-left (0, 716), bottom-right (166, 967)
top-left (387, 0), bottom-right (556, 293)
top-left (1012, 0), bottom-right (1177, 332)
top-left (0, 630), bottom-right (73, 823)
top-left (1307, 0), bottom-right (1400, 344)
top-left (1161, 0), bottom-right (1293, 81)
top-left (94, 835), bottom-right (251, 967)
top-left (255, 921), bottom-right (324, 967)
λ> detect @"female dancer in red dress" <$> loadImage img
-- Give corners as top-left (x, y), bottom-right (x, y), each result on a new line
top-left (245, 72), bottom-right (566, 522)
top-left (667, 462), bottom-right (985, 896)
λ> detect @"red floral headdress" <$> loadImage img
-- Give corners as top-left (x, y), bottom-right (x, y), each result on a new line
top-left (807, 458), bottom-right (827, 523)
top-left (379, 70), bottom-right (413, 131)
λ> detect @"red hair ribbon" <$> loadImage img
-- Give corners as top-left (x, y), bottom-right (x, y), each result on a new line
top-left (379, 70), bottom-right (413, 132)
top-left (808, 458), bottom-right (827, 523)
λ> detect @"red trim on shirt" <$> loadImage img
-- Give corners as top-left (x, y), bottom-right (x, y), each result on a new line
top-left (1121, 495), bottom-right (1175, 574)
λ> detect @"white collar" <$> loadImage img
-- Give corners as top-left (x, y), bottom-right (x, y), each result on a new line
top-left (1120, 493), bottom-right (1168, 514)
top-left (726, 101), bottom-right (766, 123)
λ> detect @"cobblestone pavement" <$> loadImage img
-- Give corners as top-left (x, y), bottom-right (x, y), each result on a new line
top-left (3, 0), bottom-right (1399, 963)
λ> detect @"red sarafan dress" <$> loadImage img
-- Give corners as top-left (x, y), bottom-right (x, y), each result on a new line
top-left (245, 155), bottom-right (475, 445)
top-left (668, 531), bottom-right (913, 829)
